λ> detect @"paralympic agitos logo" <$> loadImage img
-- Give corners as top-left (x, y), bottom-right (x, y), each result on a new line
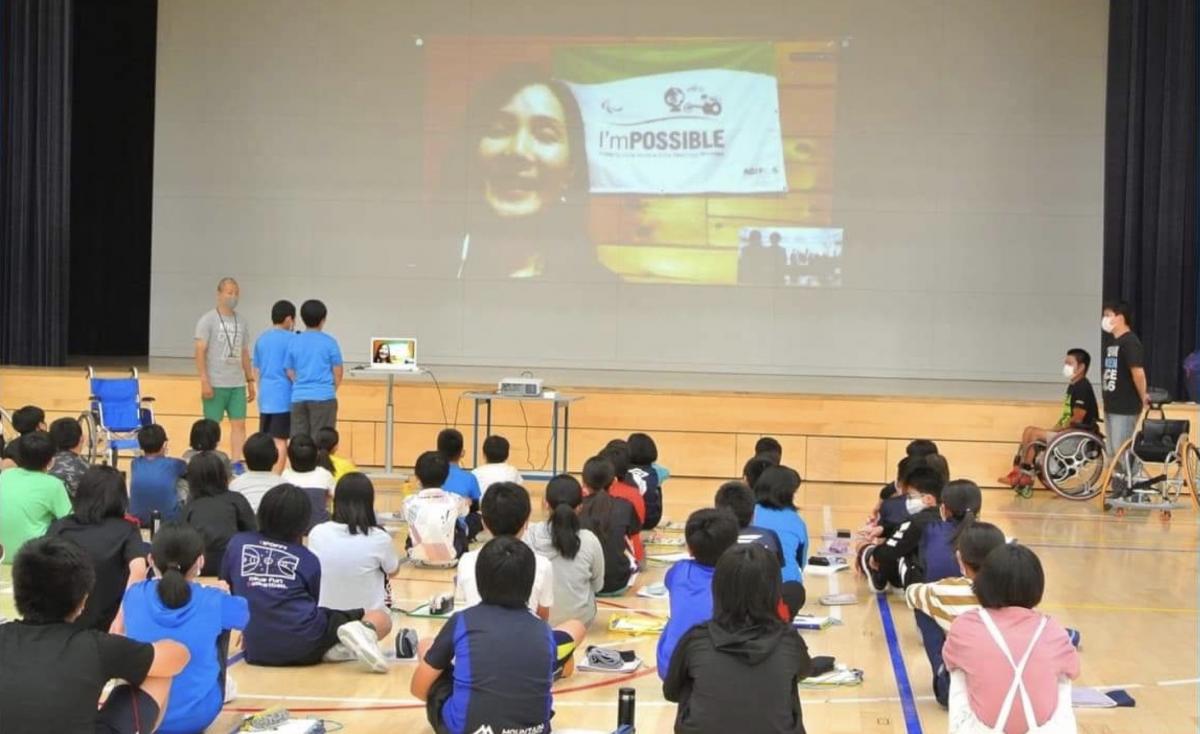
top-left (596, 83), bottom-right (727, 152)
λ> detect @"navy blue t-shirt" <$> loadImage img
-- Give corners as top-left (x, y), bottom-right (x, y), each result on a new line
top-left (425, 604), bottom-right (555, 734)
top-left (219, 531), bottom-right (326, 665)
top-left (739, 524), bottom-right (785, 568)
top-left (915, 520), bottom-right (961, 585)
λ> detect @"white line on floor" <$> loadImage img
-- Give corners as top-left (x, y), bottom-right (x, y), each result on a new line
top-left (232, 692), bottom-right (938, 707)
top-left (1157, 678), bottom-right (1200, 687)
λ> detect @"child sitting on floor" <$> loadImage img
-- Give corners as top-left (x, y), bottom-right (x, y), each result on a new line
top-left (181, 452), bottom-right (257, 576)
top-left (471, 434), bottom-right (524, 500)
top-left (655, 508), bottom-right (740, 679)
top-left (120, 524), bottom-right (249, 734)
top-left (578, 455), bottom-right (640, 594)
top-left (281, 433), bottom-right (335, 532)
top-left (130, 424), bottom-right (187, 526)
top-left (663, 543), bottom-right (812, 734)
top-left (0, 537), bottom-right (190, 733)
top-left (47, 416), bottom-right (90, 495)
top-left (752, 465), bottom-right (809, 587)
top-left (857, 465), bottom-right (945, 592)
top-left (220, 483), bottom-right (392, 671)
top-left (315, 426), bottom-right (357, 481)
top-left (526, 473), bottom-right (606, 627)
top-left (626, 432), bottom-right (664, 530)
top-left (943, 543), bottom-right (1080, 733)
top-left (404, 451), bottom-right (470, 567)
top-left (412, 537), bottom-right (576, 734)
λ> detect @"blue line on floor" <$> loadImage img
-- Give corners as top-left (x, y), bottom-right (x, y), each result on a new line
top-left (876, 592), bottom-right (924, 734)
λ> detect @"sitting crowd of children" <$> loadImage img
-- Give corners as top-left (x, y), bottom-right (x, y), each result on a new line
top-left (0, 408), bottom-right (1082, 734)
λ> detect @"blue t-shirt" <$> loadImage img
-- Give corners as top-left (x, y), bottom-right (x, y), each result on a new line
top-left (424, 604), bottom-right (554, 734)
top-left (753, 505), bottom-right (809, 584)
top-left (219, 532), bottom-right (325, 665)
top-left (917, 520), bottom-right (961, 584)
top-left (444, 464), bottom-right (481, 503)
top-left (129, 456), bottom-right (187, 524)
top-left (656, 559), bottom-right (715, 678)
top-left (122, 580), bottom-right (249, 734)
top-left (284, 331), bottom-right (343, 403)
top-left (252, 328), bottom-right (295, 414)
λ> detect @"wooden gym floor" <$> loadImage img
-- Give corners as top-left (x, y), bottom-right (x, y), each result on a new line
top-left (4, 479), bottom-right (1193, 734)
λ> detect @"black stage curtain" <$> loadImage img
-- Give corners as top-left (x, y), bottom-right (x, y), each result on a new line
top-left (1103, 0), bottom-right (1199, 398)
top-left (0, 0), bottom-right (73, 365)
top-left (67, 0), bottom-right (157, 356)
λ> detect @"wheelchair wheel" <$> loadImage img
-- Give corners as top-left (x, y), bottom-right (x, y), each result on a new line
top-left (1041, 431), bottom-right (1108, 500)
top-left (78, 411), bottom-right (100, 464)
top-left (1187, 445), bottom-right (1200, 494)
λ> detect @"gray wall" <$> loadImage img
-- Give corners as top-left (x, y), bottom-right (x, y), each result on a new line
top-left (151, 0), bottom-right (1107, 380)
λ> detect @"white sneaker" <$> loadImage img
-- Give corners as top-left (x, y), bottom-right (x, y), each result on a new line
top-left (223, 672), bottom-right (238, 703)
top-left (336, 621), bottom-right (389, 674)
top-left (322, 642), bottom-right (358, 663)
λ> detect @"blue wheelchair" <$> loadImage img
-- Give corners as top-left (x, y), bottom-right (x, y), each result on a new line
top-left (79, 367), bottom-right (156, 466)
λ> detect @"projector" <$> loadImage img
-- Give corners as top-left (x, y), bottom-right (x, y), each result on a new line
top-left (498, 377), bottom-right (544, 397)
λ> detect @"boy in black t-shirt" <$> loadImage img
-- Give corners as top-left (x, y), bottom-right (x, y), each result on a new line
top-left (412, 536), bottom-right (558, 734)
top-left (1100, 301), bottom-right (1148, 458)
top-left (0, 404), bottom-right (46, 469)
top-left (858, 467), bottom-right (946, 592)
top-left (0, 536), bottom-right (190, 734)
top-left (999, 348), bottom-right (1100, 488)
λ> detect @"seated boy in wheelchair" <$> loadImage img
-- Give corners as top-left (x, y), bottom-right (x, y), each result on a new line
top-left (999, 348), bottom-right (1099, 489)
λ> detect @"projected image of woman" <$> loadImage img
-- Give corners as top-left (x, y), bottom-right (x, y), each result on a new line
top-left (452, 66), bottom-right (613, 281)
top-left (373, 342), bottom-right (391, 364)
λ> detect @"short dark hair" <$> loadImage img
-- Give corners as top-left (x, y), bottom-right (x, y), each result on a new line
top-left (189, 419), bottom-right (221, 452)
top-left (482, 435), bottom-right (510, 464)
top-left (480, 481), bottom-right (531, 536)
top-left (922, 454), bottom-right (950, 484)
top-left (627, 432), bottom-right (658, 465)
top-left (685, 508), bottom-right (740, 566)
top-left (973, 543), bottom-right (1044, 609)
top-left (332, 472), bottom-right (379, 536)
top-left (713, 481), bottom-right (755, 528)
top-left (712, 543), bottom-right (785, 632)
top-left (271, 299), bottom-right (297, 325)
top-left (243, 432), bottom-right (279, 472)
top-left (414, 450), bottom-right (450, 488)
top-left (905, 439), bottom-right (939, 458)
top-left (71, 466), bottom-right (128, 524)
top-left (754, 437), bottom-right (783, 462)
top-left (955, 521), bottom-right (1006, 573)
top-left (743, 455), bottom-right (774, 490)
top-left (476, 535), bottom-right (535, 609)
top-left (906, 466), bottom-right (945, 502)
top-left (300, 299), bottom-right (327, 328)
top-left (754, 465), bottom-right (801, 510)
top-left (16, 431), bottom-right (54, 471)
top-left (138, 424), bottom-right (168, 454)
top-left (12, 405), bottom-right (45, 435)
top-left (49, 417), bottom-right (83, 452)
top-left (13, 536), bottom-right (95, 624)
top-left (1103, 299), bottom-right (1133, 327)
top-left (186, 451), bottom-right (229, 499)
top-left (287, 434), bottom-right (318, 472)
top-left (1066, 348), bottom-right (1091, 371)
top-left (582, 455), bottom-right (615, 492)
top-left (257, 483), bottom-right (312, 543)
top-left (600, 442), bottom-right (630, 478)
top-left (437, 428), bottom-right (465, 461)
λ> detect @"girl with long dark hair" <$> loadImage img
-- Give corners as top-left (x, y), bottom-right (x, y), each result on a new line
top-left (526, 474), bottom-right (606, 625)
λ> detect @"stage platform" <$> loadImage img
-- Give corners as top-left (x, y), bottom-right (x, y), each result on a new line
top-left (4, 361), bottom-right (1196, 491)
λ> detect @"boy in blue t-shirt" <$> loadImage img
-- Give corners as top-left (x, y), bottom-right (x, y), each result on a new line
top-left (655, 508), bottom-right (740, 678)
top-left (120, 524), bottom-right (249, 734)
top-left (130, 424), bottom-right (187, 525)
top-left (220, 483), bottom-right (391, 671)
top-left (284, 299), bottom-right (343, 439)
top-left (437, 428), bottom-right (483, 539)
top-left (252, 300), bottom-right (296, 472)
top-left (412, 536), bottom-right (561, 734)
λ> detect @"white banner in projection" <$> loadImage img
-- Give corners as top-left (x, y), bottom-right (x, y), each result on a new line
top-left (555, 42), bottom-right (788, 195)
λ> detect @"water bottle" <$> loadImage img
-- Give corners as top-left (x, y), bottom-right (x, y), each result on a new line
top-left (150, 509), bottom-right (162, 539)
top-left (617, 687), bottom-right (636, 732)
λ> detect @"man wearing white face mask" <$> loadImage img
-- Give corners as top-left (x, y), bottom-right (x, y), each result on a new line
top-left (1100, 301), bottom-right (1148, 465)
top-left (998, 349), bottom-right (1099, 488)
top-left (194, 277), bottom-right (255, 464)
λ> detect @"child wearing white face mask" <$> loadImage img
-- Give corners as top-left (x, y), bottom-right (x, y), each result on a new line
top-left (857, 466), bottom-right (945, 593)
top-left (998, 349), bottom-right (1100, 489)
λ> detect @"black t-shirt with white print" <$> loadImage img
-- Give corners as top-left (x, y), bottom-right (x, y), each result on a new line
top-left (1101, 332), bottom-right (1145, 415)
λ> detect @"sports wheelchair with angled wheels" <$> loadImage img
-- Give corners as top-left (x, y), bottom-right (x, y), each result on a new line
top-left (79, 367), bottom-right (156, 466)
top-left (1099, 388), bottom-right (1199, 520)
top-left (1014, 428), bottom-right (1109, 500)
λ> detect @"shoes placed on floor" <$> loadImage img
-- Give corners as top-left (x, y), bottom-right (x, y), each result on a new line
top-left (336, 621), bottom-right (389, 673)
top-left (322, 642), bottom-right (358, 663)
top-left (997, 468), bottom-right (1021, 487)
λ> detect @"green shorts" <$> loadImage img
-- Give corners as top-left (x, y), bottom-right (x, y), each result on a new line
top-left (203, 386), bottom-right (248, 421)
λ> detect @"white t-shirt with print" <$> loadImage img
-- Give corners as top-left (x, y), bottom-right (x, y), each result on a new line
top-left (456, 543), bottom-right (554, 614)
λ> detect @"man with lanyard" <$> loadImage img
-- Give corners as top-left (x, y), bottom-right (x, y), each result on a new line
top-left (194, 277), bottom-right (255, 466)
top-left (1100, 300), bottom-right (1149, 497)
